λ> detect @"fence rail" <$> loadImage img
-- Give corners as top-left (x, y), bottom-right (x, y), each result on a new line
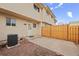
top-left (41, 25), bottom-right (79, 44)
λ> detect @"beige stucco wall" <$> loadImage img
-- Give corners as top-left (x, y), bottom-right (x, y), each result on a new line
top-left (0, 3), bottom-right (42, 22)
top-left (42, 8), bottom-right (55, 25)
top-left (0, 3), bottom-right (56, 42)
top-left (0, 3), bottom-right (55, 25)
top-left (0, 13), bottom-right (41, 42)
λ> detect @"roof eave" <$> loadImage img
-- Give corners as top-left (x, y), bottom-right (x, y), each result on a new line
top-left (0, 8), bottom-right (41, 23)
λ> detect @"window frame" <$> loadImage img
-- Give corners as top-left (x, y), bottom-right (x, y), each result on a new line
top-left (33, 4), bottom-right (40, 12)
top-left (6, 17), bottom-right (11, 26)
top-left (6, 17), bottom-right (16, 26)
top-left (28, 24), bottom-right (32, 30)
top-left (33, 23), bottom-right (37, 28)
top-left (11, 18), bottom-right (16, 26)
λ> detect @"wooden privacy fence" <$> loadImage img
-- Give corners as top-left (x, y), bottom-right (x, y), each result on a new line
top-left (51, 25), bottom-right (68, 40)
top-left (41, 25), bottom-right (79, 44)
top-left (41, 25), bottom-right (51, 37)
top-left (68, 25), bottom-right (79, 43)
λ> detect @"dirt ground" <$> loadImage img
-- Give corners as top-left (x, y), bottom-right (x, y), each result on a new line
top-left (0, 39), bottom-right (62, 56)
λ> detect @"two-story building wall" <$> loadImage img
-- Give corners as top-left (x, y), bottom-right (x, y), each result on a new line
top-left (0, 3), bottom-right (56, 44)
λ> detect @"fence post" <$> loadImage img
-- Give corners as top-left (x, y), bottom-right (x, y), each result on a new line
top-left (76, 26), bottom-right (79, 44)
top-left (67, 24), bottom-right (69, 41)
top-left (50, 25), bottom-right (51, 38)
top-left (78, 26), bottom-right (79, 43)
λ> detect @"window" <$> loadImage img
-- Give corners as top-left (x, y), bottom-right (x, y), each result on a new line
top-left (33, 4), bottom-right (40, 12)
top-left (28, 24), bottom-right (31, 30)
top-left (11, 19), bottom-right (16, 26)
top-left (6, 17), bottom-right (16, 26)
top-left (6, 17), bottom-right (11, 26)
top-left (51, 15), bottom-right (53, 18)
top-left (33, 24), bottom-right (36, 28)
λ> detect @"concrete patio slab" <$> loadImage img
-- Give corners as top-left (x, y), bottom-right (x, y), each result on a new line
top-left (27, 37), bottom-right (79, 56)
